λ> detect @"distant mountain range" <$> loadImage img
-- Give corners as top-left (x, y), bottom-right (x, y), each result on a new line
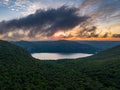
top-left (76, 40), bottom-right (120, 50)
top-left (11, 40), bottom-right (100, 54)
top-left (0, 40), bottom-right (120, 89)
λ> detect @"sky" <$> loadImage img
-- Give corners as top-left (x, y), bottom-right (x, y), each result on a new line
top-left (0, 0), bottom-right (120, 41)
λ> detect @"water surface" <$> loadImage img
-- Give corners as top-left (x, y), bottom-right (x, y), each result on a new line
top-left (32, 53), bottom-right (93, 60)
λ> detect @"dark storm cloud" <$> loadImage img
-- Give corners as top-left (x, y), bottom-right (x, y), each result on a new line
top-left (0, 6), bottom-right (88, 37)
top-left (112, 34), bottom-right (120, 38)
top-left (102, 33), bottom-right (109, 38)
top-left (78, 25), bottom-right (99, 38)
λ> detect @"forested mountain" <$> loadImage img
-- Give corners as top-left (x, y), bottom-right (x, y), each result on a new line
top-left (11, 40), bottom-right (100, 54)
top-left (11, 40), bottom-right (120, 54)
top-left (0, 40), bottom-right (120, 90)
top-left (77, 41), bottom-right (120, 50)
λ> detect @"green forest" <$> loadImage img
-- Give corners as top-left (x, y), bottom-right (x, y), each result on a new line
top-left (0, 40), bottom-right (120, 90)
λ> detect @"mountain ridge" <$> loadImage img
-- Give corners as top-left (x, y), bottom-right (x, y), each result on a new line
top-left (11, 40), bottom-right (100, 54)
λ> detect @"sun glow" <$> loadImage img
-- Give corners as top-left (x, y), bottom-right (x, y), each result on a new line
top-left (52, 31), bottom-right (67, 40)
top-left (53, 31), bottom-right (66, 37)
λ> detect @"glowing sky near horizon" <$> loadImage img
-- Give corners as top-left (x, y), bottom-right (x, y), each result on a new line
top-left (0, 0), bottom-right (120, 41)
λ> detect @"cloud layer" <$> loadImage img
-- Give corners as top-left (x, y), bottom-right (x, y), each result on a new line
top-left (0, 6), bottom-right (88, 40)
top-left (0, 0), bottom-right (120, 40)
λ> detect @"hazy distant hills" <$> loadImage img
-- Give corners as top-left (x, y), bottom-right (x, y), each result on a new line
top-left (77, 41), bottom-right (120, 50)
top-left (11, 40), bottom-right (120, 54)
top-left (11, 40), bottom-right (100, 54)
top-left (0, 40), bottom-right (120, 89)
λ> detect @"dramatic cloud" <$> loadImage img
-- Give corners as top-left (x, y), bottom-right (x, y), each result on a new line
top-left (79, 0), bottom-right (120, 26)
top-left (0, 0), bottom-right (120, 40)
top-left (112, 34), bottom-right (120, 38)
top-left (78, 26), bottom-right (98, 38)
top-left (0, 6), bottom-right (88, 40)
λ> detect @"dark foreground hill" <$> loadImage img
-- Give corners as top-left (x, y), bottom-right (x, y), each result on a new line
top-left (0, 40), bottom-right (120, 90)
top-left (11, 40), bottom-right (100, 53)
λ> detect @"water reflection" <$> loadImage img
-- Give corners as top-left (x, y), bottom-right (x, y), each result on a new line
top-left (32, 53), bottom-right (93, 60)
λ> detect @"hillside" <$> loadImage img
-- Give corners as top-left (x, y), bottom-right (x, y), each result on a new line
top-left (0, 40), bottom-right (31, 58)
top-left (77, 41), bottom-right (120, 50)
top-left (11, 40), bottom-right (100, 54)
top-left (0, 40), bottom-right (120, 90)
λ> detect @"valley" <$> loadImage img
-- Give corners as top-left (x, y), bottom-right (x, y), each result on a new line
top-left (0, 40), bottom-right (120, 90)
